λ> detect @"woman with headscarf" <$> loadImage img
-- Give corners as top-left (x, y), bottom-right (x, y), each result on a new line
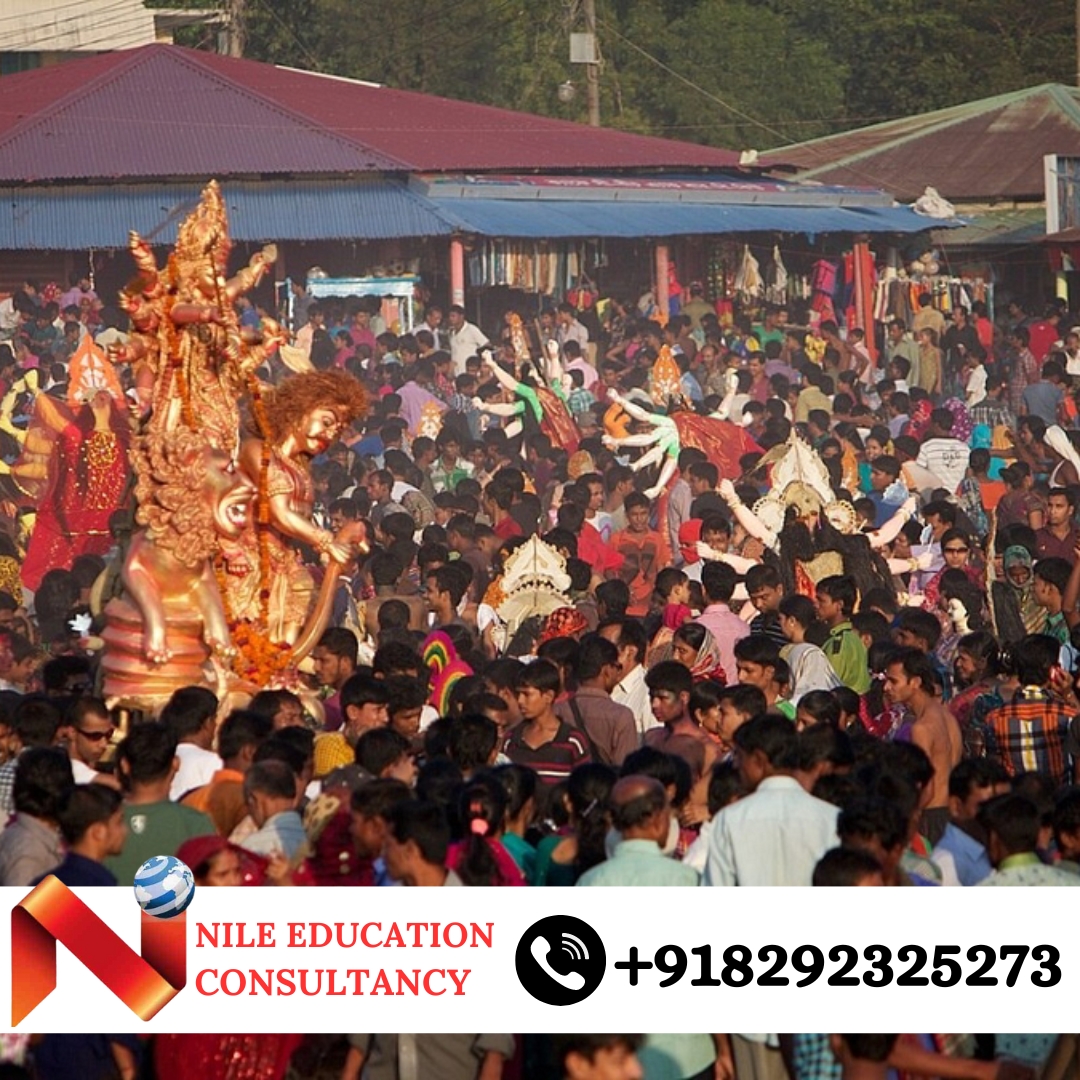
top-left (537, 606), bottom-right (589, 647)
top-left (990, 545), bottom-right (1043, 646)
top-left (1043, 424), bottom-right (1080, 488)
top-left (671, 622), bottom-right (727, 684)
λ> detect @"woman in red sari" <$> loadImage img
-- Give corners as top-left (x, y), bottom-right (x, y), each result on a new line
top-left (15, 342), bottom-right (131, 592)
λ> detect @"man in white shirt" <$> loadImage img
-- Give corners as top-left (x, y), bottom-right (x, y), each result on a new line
top-left (447, 304), bottom-right (489, 375)
top-left (599, 618), bottom-right (657, 736)
top-left (556, 301), bottom-right (590, 354)
top-left (161, 686), bottom-right (223, 801)
top-left (62, 698), bottom-right (118, 786)
top-left (915, 407), bottom-right (970, 493)
top-left (704, 714), bottom-right (838, 885)
top-left (415, 305), bottom-right (446, 350)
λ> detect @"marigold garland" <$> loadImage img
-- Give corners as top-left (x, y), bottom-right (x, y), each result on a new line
top-left (213, 555), bottom-right (295, 686)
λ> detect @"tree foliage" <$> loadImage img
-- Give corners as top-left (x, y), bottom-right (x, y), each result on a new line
top-left (224, 0), bottom-right (1078, 150)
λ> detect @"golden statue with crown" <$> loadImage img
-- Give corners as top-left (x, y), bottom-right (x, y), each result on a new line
top-left (100, 181), bottom-right (369, 713)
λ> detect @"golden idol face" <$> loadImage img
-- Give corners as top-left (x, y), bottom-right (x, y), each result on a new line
top-left (298, 407), bottom-right (343, 456)
top-left (207, 449), bottom-right (255, 540)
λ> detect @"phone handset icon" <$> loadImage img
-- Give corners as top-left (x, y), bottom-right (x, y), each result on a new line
top-left (530, 935), bottom-right (586, 991)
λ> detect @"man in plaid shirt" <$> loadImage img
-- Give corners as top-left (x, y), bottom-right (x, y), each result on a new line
top-left (983, 634), bottom-right (1078, 788)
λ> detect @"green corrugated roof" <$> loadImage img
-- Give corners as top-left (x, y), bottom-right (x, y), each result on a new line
top-left (931, 207), bottom-right (1046, 248)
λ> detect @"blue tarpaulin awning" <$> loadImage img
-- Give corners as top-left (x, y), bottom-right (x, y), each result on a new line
top-left (427, 197), bottom-right (940, 238)
top-left (0, 174), bottom-right (944, 250)
top-left (0, 180), bottom-right (452, 250)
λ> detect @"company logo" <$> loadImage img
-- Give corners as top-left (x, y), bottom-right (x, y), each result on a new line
top-left (11, 858), bottom-right (190, 1025)
top-left (515, 914), bottom-right (605, 1006)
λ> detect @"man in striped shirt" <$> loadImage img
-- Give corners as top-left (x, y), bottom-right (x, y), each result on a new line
top-left (983, 634), bottom-right (1077, 788)
top-left (503, 659), bottom-right (591, 810)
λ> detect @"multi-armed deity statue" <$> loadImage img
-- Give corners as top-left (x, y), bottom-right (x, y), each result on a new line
top-left (100, 181), bottom-right (368, 713)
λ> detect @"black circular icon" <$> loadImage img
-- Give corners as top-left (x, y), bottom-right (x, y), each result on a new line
top-left (515, 914), bottom-right (606, 1006)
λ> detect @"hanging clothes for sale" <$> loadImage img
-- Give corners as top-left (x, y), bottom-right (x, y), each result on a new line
top-left (810, 258), bottom-right (839, 324)
top-left (765, 245), bottom-right (788, 306)
top-left (734, 245), bottom-right (763, 305)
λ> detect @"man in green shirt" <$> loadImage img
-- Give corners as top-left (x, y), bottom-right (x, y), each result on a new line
top-left (815, 575), bottom-right (871, 695)
top-left (106, 723), bottom-right (214, 886)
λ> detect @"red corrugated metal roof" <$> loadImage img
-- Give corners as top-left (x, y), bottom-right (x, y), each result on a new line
top-left (0, 44), bottom-right (741, 182)
top-left (760, 84), bottom-right (1080, 203)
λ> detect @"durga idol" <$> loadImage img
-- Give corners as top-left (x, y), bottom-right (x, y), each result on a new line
top-left (219, 370), bottom-right (368, 645)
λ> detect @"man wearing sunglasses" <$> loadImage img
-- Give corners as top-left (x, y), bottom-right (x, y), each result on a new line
top-left (61, 697), bottom-right (119, 788)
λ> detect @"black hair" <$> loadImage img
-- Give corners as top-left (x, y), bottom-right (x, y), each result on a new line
top-left (620, 746), bottom-right (691, 807)
top-left (797, 689), bottom-right (840, 728)
top-left (812, 846), bottom-right (883, 886)
top-left (745, 563), bottom-right (782, 593)
top-left (12, 698), bottom-right (62, 748)
top-left (797, 724), bottom-right (853, 772)
top-left (645, 659), bottom-right (693, 698)
top-left (217, 709), bottom-right (273, 761)
top-left (341, 673), bottom-right (391, 713)
top-left (1034, 556), bottom-right (1072, 595)
top-left (553, 1035), bottom-right (643, 1070)
top-left (894, 609), bottom-right (941, 651)
top-left (567, 762), bottom-right (617, 876)
top-left (885, 645), bottom-right (938, 694)
top-left (316, 627), bottom-right (358, 663)
top-left (597, 616), bottom-right (646, 665)
top-left (839, 1036), bottom-right (899, 1064)
top-left (732, 712), bottom-right (799, 769)
top-left (733, 636), bottom-right (780, 667)
top-left (838, 796), bottom-right (908, 851)
top-left (447, 713), bottom-right (499, 772)
top-left (978, 793), bottom-right (1041, 855)
top-left (724, 684), bottom-right (768, 718)
top-left (707, 760), bottom-right (746, 816)
top-left (575, 634), bottom-right (620, 683)
top-left (455, 774), bottom-right (508, 885)
top-left (253, 734), bottom-right (307, 776)
top-left (1011, 634), bottom-right (1060, 687)
top-left (243, 758), bottom-right (297, 800)
top-left (117, 723), bottom-right (177, 785)
top-left (514, 658), bottom-right (561, 696)
top-left (371, 642), bottom-right (421, 679)
top-left (778, 593), bottom-right (816, 629)
top-left (948, 757), bottom-right (1005, 801)
top-left (58, 783), bottom-right (123, 844)
top-left (350, 776), bottom-right (413, 818)
top-left (159, 686), bottom-right (218, 740)
top-left (355, 727), bottom-right (412, 776)
top-left (489, 763), bottom-right (537, 823)
top-left (387, 799), bottom-right (451, 865)
top-left (13, 746), bottom-right (74, 819)
top-left (1052, 786), bottom-right (1080, 843)
top-left (816, 574), bottom-right (857, 616)
top-left (701, 561), bottom-right (737, 604)
top-left (484, 657), bottom-right (526, 693)
top-left (245, 688), bottom-right (303, 725)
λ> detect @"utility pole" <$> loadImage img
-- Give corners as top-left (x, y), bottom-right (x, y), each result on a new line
top-left (225, 0), bottom-right (246, 57)
top-left (1076, 0), bottom-right (1080, 86)
top-left (583, 0), bottom-right (600, 127)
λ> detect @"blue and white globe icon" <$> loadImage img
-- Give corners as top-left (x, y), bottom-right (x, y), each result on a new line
top-left (133, 855), bottom-right (195, 919)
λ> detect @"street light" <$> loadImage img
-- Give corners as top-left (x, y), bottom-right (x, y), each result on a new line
top-left (557, 80), bottom-right (576, 103)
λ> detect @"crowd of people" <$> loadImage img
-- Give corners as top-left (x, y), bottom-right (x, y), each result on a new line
top-left (2, 274), bottom-right (1080, 893)
top-left (0, 1032), bottom-right (1068, 1080)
